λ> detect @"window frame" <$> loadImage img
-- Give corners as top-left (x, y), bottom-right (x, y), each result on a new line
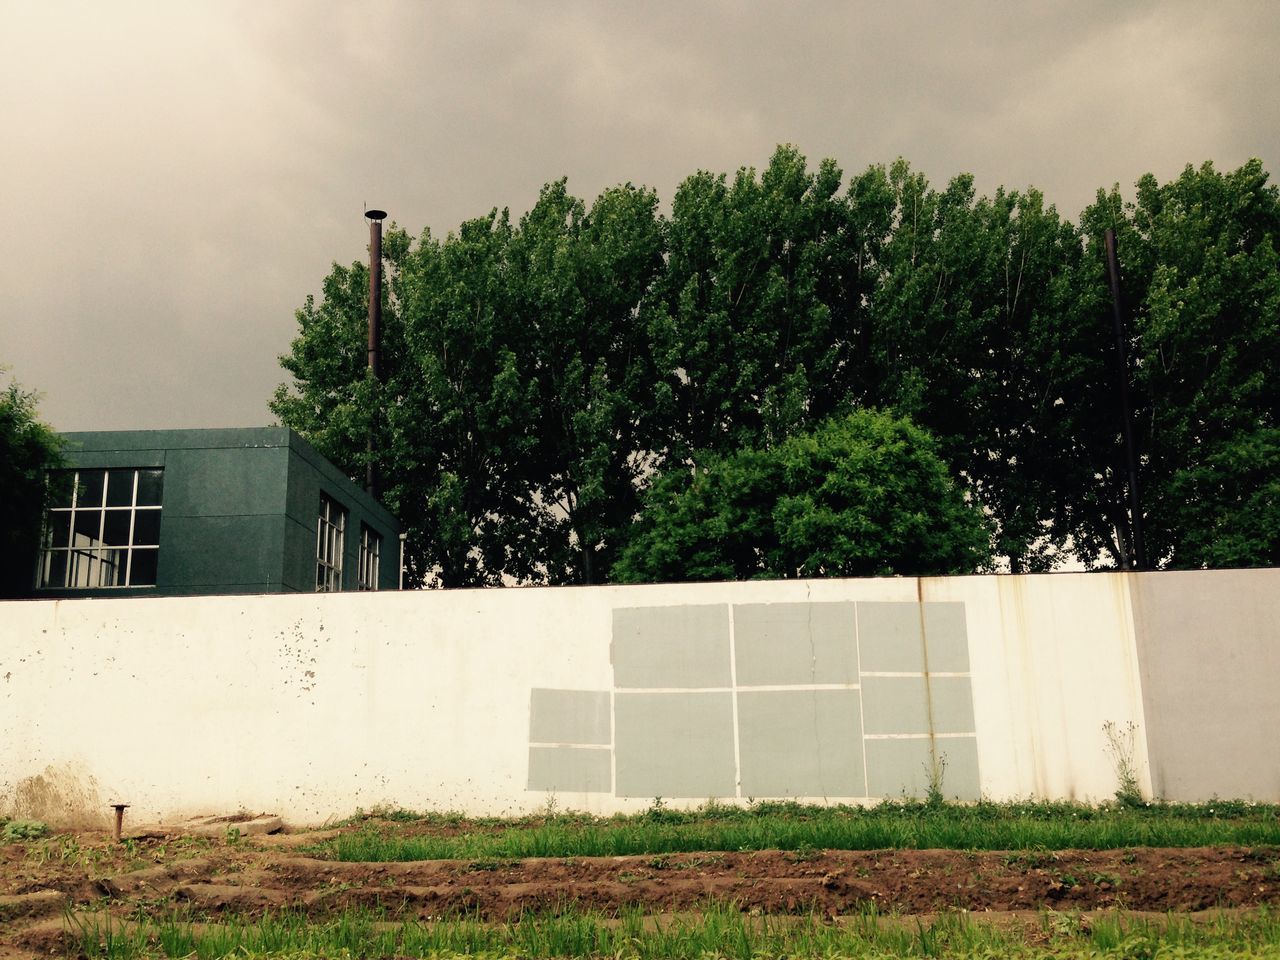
top-left (36, 468), bottom-right (164, 590)
top-left (358, 523), bottom-right (381, 591)
top-left (315, 493), bottom-right (347, 592)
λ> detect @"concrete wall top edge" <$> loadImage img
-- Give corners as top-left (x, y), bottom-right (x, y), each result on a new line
top-left (9, 569), bottom-right (1262, 611)
top-left (0, 568), bottom-right (1168, 614)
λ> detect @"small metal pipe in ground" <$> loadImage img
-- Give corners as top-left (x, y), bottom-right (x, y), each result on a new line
top-left (110, 803), bottom-right (129, 842)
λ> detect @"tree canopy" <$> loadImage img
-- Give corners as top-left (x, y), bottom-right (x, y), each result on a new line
top-left (613, 411), bottom-right (991, 583)
top-left (273, 148), bottom-right (1280, 584)
top-left (0, 375), bottom-right (63, 597)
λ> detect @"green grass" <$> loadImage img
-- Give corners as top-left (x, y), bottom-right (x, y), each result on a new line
top-left (316, 799), bottom-right (1280, 862)
top-left (65, 903), bottom-right (1280, 959)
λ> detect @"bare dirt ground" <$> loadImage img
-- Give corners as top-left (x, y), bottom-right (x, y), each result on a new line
top-left (2, 825), bottom-right (1278, 957)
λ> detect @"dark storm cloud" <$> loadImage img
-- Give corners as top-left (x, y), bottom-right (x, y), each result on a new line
top-left (1, 0), bottom-right (1274, 430)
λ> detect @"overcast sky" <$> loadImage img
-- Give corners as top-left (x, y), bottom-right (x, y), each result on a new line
top-left (1, 0), bottom-right (1275, 431)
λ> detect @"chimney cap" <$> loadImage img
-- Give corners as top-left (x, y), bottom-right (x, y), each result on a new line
top-left (365, 209), bottom-right (387, 221)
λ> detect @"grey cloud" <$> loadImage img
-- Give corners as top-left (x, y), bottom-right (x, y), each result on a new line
top-left (0, 0), bottom-right (1274, 431)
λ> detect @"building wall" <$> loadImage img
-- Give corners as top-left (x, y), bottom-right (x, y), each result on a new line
top-left (159, 438), bottom-right (293, 594)
top-left (37, 428), bottom-right (398, 597)
top-left (7, 570), bottom-right (1267, 828)
top-left (283, 432), bottom-right (399, 592)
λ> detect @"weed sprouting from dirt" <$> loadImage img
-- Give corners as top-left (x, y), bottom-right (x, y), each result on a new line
top-left (925, 753), bottom-right (948, 809)
top-left (3, 818), bottom-right (50, 841)
top-left (1103, 720), bottom-right (1144, 808)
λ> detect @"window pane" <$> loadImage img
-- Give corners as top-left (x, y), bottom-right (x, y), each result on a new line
top-left (41, 550), bottom-right (68, 588)
top-left (45, 512), bottom-right (71, 549)
top-left (102, 511), bottom-right (132, 546)
top-left (73, 510), bottom-right (102, 546)
top-left (75, 470), bottom-right (105, 508)
top-left (136, 469), bottom-right (164, 506)
top-left (106, 470), bottom-right (136, 507)
top-left (68, 550), bottom-right (96, 587)
top-left (130, 549), bottom-right (158, 586)
top-left (315, 494), bottom-right (346, 591)
top-left (98, 548), bottom-right (127, 586)
top-left (132, 510), bottom-right (161, 546)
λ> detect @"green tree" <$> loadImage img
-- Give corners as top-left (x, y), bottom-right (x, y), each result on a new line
top-left (614, 410), bottom-right (991, 583)
top-left (660, 145), bottom-right (870, 456)
top-left (388, 210), bottom-right (546, 586)
top-left (508, 180), bottom-right (672, 583)
top-left (275, 185), bottom-right (671, 587)
top-left (0, 376), bottom-right (64, 597)
top-left (1076, 159), bottom-right (1280, 568)
top-left (271, 251), bottom-right (393, 477)
top-left (662, 153), bottom-right (1097, 572)
top-left (275, 152), bottom-right (1280, 582)
top-left (837, 160), bottom-right (1105, 572)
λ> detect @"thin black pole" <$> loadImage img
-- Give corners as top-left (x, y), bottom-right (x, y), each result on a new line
top-left (1104, 228), bottom-right (1145, 570)
top-left (365, 209), bottom-right (386, 499)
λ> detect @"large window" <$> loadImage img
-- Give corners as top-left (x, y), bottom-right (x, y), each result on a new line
top-left (358, 524), bottom-right (381, 591)
top-left (38, 468), bottom-right (164, 589)
top-left (316, 493), bottom-right (346, 591)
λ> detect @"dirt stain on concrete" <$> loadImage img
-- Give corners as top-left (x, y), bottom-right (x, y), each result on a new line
top-left (0, 762), bottom-right (108, 828)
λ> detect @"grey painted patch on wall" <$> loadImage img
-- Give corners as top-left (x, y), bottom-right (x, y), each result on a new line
top-left (733, 603), bottom-right (858, 686)
top-left (861, 676), bottom-right (931, 735)
top-left (528, 746), bottom-right (611, 793)
top-left (857, 602), bottom-right (926, 672)
top-left (862, 676), bottom-right (976, 737)
top-left (614, 692), bottom-right (736, 797)
top-left (523, 598), bottom-right (981, 803)
top-left (612, 606), bottom-right (730, 688)
top-left (922, 603), bottom-right (970, 672)
top-left (932, 737), bottom-right (981, 800)
top-left (924, 676), bottom-right (977, 735)
top-left (865, 737), bottom-right (934, 798)
top-left (737, 689), bottom-right (864, 798)
top-left (529, 689), bottom-right (611, 745)
top-left (858, 601), bottom-right (970, 674)
top-left (865, 736), bottom-right (980, 800)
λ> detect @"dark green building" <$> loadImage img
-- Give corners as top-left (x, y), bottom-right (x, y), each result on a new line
top-left (32, 427), bottom-right (399, 597)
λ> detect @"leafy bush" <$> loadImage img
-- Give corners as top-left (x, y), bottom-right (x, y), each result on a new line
top-left (616, 410), bottom-right (992, 582)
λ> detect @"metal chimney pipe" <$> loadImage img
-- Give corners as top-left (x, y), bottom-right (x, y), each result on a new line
top-left (364, 209), bottom-right (387, 499)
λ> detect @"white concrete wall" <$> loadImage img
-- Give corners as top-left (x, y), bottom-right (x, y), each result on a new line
top-left (0, 572), bottom-right (1176, 826)
top-left (1131, 569), bottom-right (1280, 802)
top-left (924, 574), bottom-right (1149, 802)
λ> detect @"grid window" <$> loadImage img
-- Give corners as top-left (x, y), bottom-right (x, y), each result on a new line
top-left (316, 493), bottom-right (346, 591)
top-left (358, 524), bottom-right (381, 591)
top-left (38, 468), bottom-right (164, 589)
